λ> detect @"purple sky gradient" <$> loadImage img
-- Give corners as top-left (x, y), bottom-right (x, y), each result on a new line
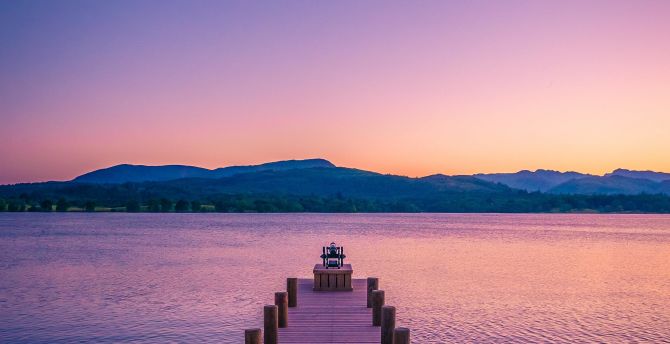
top-left (1, 1), bottom-right (669, 184)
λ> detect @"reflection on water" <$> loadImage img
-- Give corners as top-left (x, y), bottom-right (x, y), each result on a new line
top-left (1, 213), bottom-right (669, 343)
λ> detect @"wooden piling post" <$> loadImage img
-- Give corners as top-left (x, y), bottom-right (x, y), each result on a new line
top-left (287, 277), bottom-right (298, 307)
top-left (367, 277), bottom-right (379, 308)
top-left (275, 292), bottom-right (288, 328)
top-left (381, 305), bottom-right (396, 344)
top-left (371, 290), bottom-right (385, 326)
top-left (244, 328), bottom-right (261, 344)
top-left (264, 305), bottom-right (278, 344)
top-left (394, 327), bottom-right (410, 344)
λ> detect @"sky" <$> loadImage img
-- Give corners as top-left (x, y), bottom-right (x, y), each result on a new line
top-left (1, 0), bottom-right (669, 184)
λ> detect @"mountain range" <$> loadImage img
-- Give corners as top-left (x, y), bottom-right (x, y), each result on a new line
top-left (71, 160), bottom-right (670, 196)
top-left (2, 159), bottom-right (670, 213)
top-left (476, 168), bottom-right (670, 195)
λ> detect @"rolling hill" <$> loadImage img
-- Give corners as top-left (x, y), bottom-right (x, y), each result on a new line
top-left (73, 159), bottom-right (335, 183)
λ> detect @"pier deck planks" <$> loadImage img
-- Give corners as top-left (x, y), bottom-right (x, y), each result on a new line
top-left (278, 278), bottom-right (380, 343)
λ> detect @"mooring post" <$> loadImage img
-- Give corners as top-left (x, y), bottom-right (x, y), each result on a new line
top-left (372, 290), bottom-right (385, 326)
top-left (287, 277), bottom-right (298, 307)
top-left (381, 305), bottom-right (396, 344)
top-left (244, 328), bottom-right (261, 344)
top-left (367, 277), bottom-right (379, 308)
top-left (394, 327), bottom-right (410, 344)
top-left (275, 291), bottom-right (288, 328)
top-left (263, 305), bottom-right (278, 344)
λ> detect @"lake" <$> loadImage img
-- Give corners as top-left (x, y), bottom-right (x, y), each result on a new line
top-left (1, 213), bottom-right (669, 343)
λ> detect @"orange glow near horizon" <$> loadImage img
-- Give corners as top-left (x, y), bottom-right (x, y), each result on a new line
top-left (1, 1), bottom-right (670, 184)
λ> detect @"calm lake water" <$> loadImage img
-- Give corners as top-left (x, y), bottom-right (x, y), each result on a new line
top-left (1, 213), bottom-right (669, 343)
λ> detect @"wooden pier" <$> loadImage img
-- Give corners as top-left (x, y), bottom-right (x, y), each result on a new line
top-left (245, 268), bottom-right (410, 343)
top-left (278, 278), bottom-right (378, 343)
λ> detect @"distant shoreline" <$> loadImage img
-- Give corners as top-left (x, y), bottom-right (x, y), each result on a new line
top-left (2, 192), bottom-right (670, 214)
top-left (1, 208), bottom-right (667, 215)
top-left (3, 162), bottom-right (670, 214)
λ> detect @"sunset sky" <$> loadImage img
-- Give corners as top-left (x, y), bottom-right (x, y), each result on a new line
top-left (1, 1), bottom-right (669, 184)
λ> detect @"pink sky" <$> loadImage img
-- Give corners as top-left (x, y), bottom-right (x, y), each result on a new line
top-left (1, 1), bottom-right (669, 184)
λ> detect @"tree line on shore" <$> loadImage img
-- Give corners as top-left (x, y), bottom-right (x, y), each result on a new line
top-left (1, 192), bottom-right (670, 213)
top-left (0, 195), bottom-right (407, 213)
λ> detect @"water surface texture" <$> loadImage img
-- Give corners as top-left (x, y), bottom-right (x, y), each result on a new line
top-left (1, 213), bottom-right (669, 343)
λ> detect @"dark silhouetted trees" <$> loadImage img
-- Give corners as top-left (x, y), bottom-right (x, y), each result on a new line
top-left (84, 201), bottom-right (96, 212)
top-left (148, 199), bottom-right (161, 212)
top-left (56, 198), bottom-right (69, 212)
top-left (126, 200), bottom-right (140, 212)
top-left (7, 201), bottom-right (25, 212)
top-left (160, 198), bottom-right (172, 212)
top-left (40, 199), bottom-right (53, 212)
top-left (175, 199), bottom-right (189, 212)
top-left (190, 201), bottom-right (202, 212)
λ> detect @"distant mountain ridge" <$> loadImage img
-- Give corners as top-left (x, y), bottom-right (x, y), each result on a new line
top-left (475, 168), bottom-right (670, 195)
top-left (475, 169), bottom-right (590, 192)
top-left (73, 159), bottom-right (335, 183)
top-left (548, 175), bottom-right (662, 195)
top-left (20, 159), bottom-right (670, 196)
top-left (606, 168), bottom-right (670, 182)
top-left (3, 159), bottom-right (670, 213)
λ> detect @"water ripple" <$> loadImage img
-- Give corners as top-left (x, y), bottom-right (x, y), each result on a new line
top-left (1, 213), bottom-right (669, 343)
